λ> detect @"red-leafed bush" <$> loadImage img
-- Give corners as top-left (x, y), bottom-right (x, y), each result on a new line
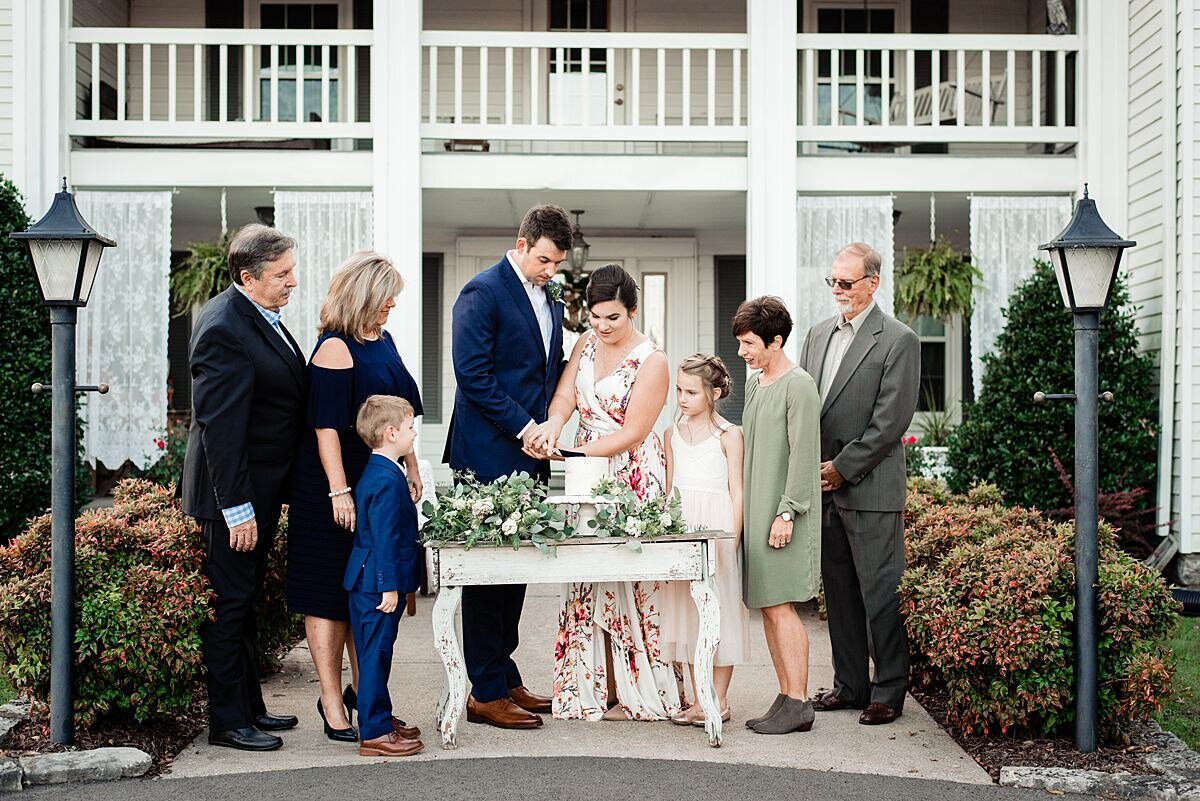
top-left (901, 479), bottom-right (1179, 740)
top-left (0, 479), bottom-right (299, 725)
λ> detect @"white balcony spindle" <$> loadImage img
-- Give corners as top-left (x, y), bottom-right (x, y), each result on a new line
top-left (607, 47), bottom-right (615, 126)
top-left (243, 44), bottom-right (253, 122)
top-left (954, 49), bottom-right (964, 126)
top-left (142, 44), bottom-right (151, 122)
top-left (905, 49), bottom-right (914, 127)
top-left (830, 48), bottom-right (840, 126)
top-left (581, 46), bottom-right (590, 125)
top-left (530, 47), bottom-right (539, 124)
top-left (1006, 49), bottom-right (1016, 127)
top-left (505, 47), bottom-right (514, 125)
top-left (428, 46), bottom-right (438, 123)
top-left (294, 45), bottom-right (304, 123)
top-left (803, 48), bottom-right (814, 125)
top-left (554, 47), bottom-right (564, 125)
top-left (930, 49), bottom-right (939, 128)
top-left (981, 50), bottom-right (991, 127)
top-left (167, 43), bottom-right (177, 122)
top-left (631, 48), bottom-right (640, 125)
top-left (707, 48), bottom-right (716, 126)
top-left (881, 49), bottom-right (890, 127)
top-left (1055, 49), bottom-right (1066, 126)
top-left (656, 48), bottom-right (665, 125)
top-left (682, 48), bottom-right (691, 126)
top-left (90, 43), bottom-right (100, 120)
top-left (453, 46), bottom-right (462, 124)
top-left (118, 43), bottom-right (127, 122)
top-left (191, 44), bottom-right (199, 122)
top-left (346, 44), bottom-right (357, 122)
top-left (854, 48), bottom-right (864, 126)
top-left (480, 46), bottom-right (489, 124)
top-left (321, 44), bottom-right (330, 123)
top-left (219, 44), bottom-right (228, 122)
top-left (269, 44), bottom-right (279, 123)
top-left (1032, 50), bottom-right (1041, 127)
top-left (733, 48), bottom-right (742, 126)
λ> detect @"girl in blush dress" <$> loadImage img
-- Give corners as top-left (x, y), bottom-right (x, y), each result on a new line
top-left (662, 354), bottom-right (750, 726)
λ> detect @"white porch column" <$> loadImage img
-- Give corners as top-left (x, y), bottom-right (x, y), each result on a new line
top-left (13, 0), bottom-right (68, 214)
top-left (1079, 0), bottom-right (1129, 232)
top-left (746, 0), bottom-right (799, 356)
top-left (373, 0), bottom-right (423, 373)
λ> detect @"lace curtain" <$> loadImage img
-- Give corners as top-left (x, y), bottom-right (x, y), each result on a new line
top-left (75, 191), bottom-right (172, 469)
top-left (968, 195), bottom-right (1072, 397)
top-left (273, 191), bottom-right (375, 356)
top-left (795, 195), bottom-right (894, 336)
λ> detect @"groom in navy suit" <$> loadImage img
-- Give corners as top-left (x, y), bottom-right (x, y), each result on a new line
top-left (443, 204), bottom-right (572, 729)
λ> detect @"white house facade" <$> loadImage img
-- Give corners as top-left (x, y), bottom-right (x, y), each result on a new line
top-left (1, 0), bottom-right (1197, 572)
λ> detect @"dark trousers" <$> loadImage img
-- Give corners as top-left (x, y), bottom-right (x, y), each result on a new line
top-left (821, 502), bottom-right (908, 710)
top-left (348, 589), bottom-right (401, 741)
top-left (200, 504), bottom-right (280, 731)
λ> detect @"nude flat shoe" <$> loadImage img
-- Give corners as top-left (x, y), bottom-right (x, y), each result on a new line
top-left (690, 707), bottom-right (731, 726)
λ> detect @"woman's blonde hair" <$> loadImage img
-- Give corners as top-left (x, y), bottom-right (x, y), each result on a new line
top-left (317, 250), bottom-right (405, 342)
top-left (675, 353), bottom-right (733, 430)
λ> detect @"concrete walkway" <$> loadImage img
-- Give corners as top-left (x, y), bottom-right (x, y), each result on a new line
top-left (167, 586), bottom-right (990, 785)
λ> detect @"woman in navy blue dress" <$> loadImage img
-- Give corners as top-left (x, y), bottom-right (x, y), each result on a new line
top-left (288, 251), bottom-right (424, 741)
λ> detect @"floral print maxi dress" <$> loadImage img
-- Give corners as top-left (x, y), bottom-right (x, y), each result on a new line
top-left (551, 332), bottom-right (681, 721)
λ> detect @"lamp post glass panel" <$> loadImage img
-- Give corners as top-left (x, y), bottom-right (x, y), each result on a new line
top-left (1039, 185), bottom-right (1134, 754)
top-left (10, 180), bottom-right (115, 745)
top-left (569, 209), bottom-right (590, 272)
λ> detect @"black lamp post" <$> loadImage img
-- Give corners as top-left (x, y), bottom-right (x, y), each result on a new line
top-left (1039, 184), bottom-right (1134, 753)
top-left (10, 179), bottom-right (114, 745)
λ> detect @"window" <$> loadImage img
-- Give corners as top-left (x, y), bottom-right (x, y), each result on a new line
top-left (258, 2), bottom-right (342, 122)
top-left (548, 0), bottom-right (609, 124)
top-left (640, 273), bottom-right (667, 351)
top-left (901, 313), bottom-right (952, 413)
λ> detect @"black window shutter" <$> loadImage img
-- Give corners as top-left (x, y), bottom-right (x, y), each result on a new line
top-left (714, 256), bottom-right (747, 425)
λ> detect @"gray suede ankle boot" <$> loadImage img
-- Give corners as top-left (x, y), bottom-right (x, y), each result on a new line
top-left (750, 697), bottom-right (815, 734)
top-left (744, 693), bottom-right (787, 729)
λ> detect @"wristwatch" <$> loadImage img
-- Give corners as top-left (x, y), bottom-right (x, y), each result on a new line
top-left (780, 511), bottom-right (793, 522)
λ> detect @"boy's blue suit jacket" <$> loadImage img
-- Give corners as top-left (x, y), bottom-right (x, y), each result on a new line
top-left (343, 453), bottom-right (421, 594)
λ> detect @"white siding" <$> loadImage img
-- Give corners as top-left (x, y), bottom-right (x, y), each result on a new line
top-left (0, 0), bottom-right (13, 180)
top-left (1191, 1), bottom-right (1200, 543)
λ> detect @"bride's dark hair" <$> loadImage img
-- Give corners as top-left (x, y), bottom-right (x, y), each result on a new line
top-left (586, 263), bottom-right (639, 311)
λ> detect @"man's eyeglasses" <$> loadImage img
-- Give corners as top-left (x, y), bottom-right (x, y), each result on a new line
top-left (824, 275), bottom-right (871, 291)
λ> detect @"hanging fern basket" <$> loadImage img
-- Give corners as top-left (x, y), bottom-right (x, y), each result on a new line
top-left (894, 238), bottom-right (982, 322)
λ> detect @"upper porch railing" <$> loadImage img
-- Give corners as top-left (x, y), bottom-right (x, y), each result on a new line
top-left (68, 27), bottom-right (373, 140)
top-left (796, 34), bottom-right (1080, 147)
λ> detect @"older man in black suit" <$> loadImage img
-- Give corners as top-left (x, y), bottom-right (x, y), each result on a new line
top-left (183, 224), bottom-right (307, 751)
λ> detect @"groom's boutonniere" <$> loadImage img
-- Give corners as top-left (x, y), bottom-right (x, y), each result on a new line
top-left (546, 280), bottom-right (564, 304)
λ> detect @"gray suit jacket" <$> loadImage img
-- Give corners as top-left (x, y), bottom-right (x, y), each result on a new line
top-left (799, 304), bottom-right (920, 512)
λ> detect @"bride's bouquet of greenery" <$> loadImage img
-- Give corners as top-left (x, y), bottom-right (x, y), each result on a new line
top-left (586, 483), bottom-right (688, 551)
top-left (420, 472), bottom-right (571, 552)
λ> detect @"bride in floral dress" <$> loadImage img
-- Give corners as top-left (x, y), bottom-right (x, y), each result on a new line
top-left (528, 264), bottom-right (680, 721)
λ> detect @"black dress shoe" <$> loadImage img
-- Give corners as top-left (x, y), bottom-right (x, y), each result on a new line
top-left (859, 702), bottom-right (902, 725)
top-left (317, 698), bottom-right (358, 743)
top-left (811, 690), bottom-right (867, 712)
top-left (208, 726), bottom-right (283, 751)
top-left (253, 712), bottom-right (299, 731)
top-left (343, 684), bottom-right (357, 725)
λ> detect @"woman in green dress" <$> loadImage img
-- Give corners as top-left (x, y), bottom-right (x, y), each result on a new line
top-left (732, 296), bottom-right (821, 735)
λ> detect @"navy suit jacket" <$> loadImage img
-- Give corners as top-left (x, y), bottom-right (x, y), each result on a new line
top-left (443, 257), bottom-right (566, 481)
top-left (343, 454), bottom-right (421, 595)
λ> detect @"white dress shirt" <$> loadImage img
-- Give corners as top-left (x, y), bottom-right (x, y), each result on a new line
top-left (507, 251), bottom-right (553, 440)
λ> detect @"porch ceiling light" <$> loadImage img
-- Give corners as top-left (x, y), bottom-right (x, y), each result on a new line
top-left (1039, 185), bottom-right (1134, 313)
top-left (12, 179), bottom-right (115, 306)
top-left (568, 209), bottom-right (590, 272)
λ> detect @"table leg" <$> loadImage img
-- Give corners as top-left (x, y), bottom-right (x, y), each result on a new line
top-left (433, 585), bottom-right (465, 749)
top-left (689, 577), bottom-right (722, 747)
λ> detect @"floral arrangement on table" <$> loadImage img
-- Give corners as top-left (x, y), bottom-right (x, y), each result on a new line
top-left (586, 482), bottom-right (688, 552)
top-left (420, 472), bottom-right (571, 553)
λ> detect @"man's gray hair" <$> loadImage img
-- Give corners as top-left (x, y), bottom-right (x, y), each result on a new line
top-left (227, 223), bottom-right (296, 285)
top-left (840, 242), bottom-right (882, 277)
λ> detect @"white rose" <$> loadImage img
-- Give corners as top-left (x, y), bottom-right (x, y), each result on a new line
top-left (519, 491), bottom-right (532, 505)
top-left (502, 518), bottom-right (519, 536)
top-left (659, 513), bottom-right (673, 529)
top-left (624, 518), bottom-right (643, 537)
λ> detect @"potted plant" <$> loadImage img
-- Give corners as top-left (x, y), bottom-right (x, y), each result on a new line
top-left (894, 237), bottom-right (982, 322)
top-left (171, 235), bottom-right (230, 317)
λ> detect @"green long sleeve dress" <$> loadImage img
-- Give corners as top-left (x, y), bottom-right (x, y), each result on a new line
top-left (740, 367), bottom-right (822, 608)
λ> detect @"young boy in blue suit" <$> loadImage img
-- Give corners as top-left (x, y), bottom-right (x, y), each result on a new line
top-left (345, 395), bottom-right (424, 757)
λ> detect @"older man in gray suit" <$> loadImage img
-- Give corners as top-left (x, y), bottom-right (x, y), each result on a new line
top-left (798, 242), bottom-right (920, 726)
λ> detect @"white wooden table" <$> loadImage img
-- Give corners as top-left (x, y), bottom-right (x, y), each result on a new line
top-left (425, 530), bottom-right (732, 749)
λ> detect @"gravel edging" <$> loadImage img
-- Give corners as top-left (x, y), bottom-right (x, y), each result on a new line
top-left (999, 722), bottom-right (1200, 799)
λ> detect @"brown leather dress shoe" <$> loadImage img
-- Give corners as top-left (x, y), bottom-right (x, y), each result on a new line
top-left (359, 731), bottom-right (424, 757)
top-left (812, 690), bottom-right (867, 712)
top-left (391, 717), bottom-right (421, 739)
top-left (858, 702), bottom-right (901, 725)
top-left (467, 695), bottom-right (543, 729)
top-left (508, 685), bottom-right (553, 714)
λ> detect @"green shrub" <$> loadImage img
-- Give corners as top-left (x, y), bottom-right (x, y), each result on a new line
top-left (0, 479), bottom-right (300, 724)
top-left (946, 261), bottom-right (1158, 520)
top-left (0, 176), bottom-right (92, 543)
top-left (141, 421), bottom-right (190, 490)
top-left (901, 482), bottom-right (1179, 739)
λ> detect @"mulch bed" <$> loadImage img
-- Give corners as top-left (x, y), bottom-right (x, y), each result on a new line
top-left (910, 678), bottom-right (1160, 782)
top-left (0, 687), bottom-right (209, 779)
